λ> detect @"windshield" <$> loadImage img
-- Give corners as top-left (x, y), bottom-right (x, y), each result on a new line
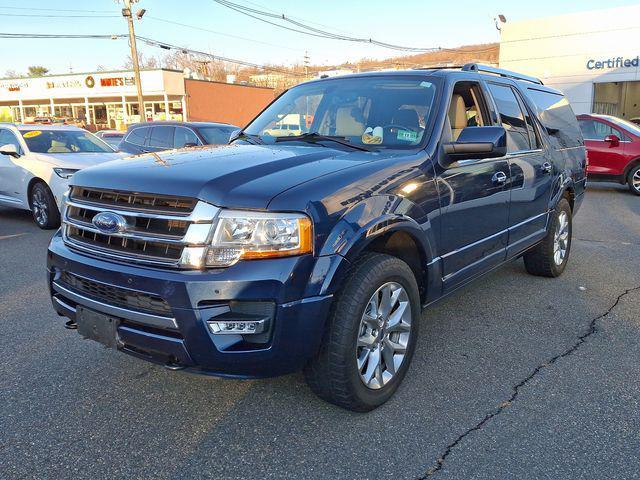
top-left (245, 76), bottom-right (439, 149)
top-left (19, 129), bottom-right (114, 153)
top-left (197, 126), bottom-right (238, 145)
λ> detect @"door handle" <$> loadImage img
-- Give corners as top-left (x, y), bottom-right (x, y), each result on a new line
top-left (492, 171), bottom-right (507, 185)
top-left (541, 162), bottom-right (552, 174)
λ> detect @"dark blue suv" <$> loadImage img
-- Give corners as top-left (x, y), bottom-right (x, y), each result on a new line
top-left (47, 64), bottom-right (586, 411)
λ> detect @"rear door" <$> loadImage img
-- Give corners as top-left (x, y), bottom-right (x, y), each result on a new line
top-left (486, 82), bottom-right (553, 256)
top-left (578, 118), bottom-right (627, 176)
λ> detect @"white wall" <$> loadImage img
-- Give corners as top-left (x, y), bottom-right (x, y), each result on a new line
top-left (499, 5), bottom-right (640, 114)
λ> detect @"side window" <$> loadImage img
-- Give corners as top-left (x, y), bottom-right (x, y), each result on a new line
top-left (447, 81), bottom-right (488, 141)
top-left (125, 127), bottom-right (148, 146)
top-left (0, 129), bottom-right (21, 151)
top-left (174, 127), bottom-right (199, 148)
top-left (578, 119), bottom-right (624, 141)
top-left (487, 83), bottom-right (531, 153)
top-left (526, 88), bottom-right (583, 149)
top-left (514, 91), bottom-right (541, 149)
top-left (148, 126), bottom-right (175, 149)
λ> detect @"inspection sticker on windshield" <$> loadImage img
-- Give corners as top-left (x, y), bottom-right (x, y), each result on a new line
top-left (396, 129), bottom-right (417, 142)
top-left (23, 130), bottom-right (42, 138)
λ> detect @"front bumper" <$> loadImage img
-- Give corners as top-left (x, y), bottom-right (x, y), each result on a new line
top-left (47, 231), bottom-right (345, 378)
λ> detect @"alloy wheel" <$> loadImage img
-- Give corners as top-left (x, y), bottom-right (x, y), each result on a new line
top-left (633, 169), bottom-right (640, 193)
top-left (32, 189), bottom-right (48, 226)
top-left (553, 210), bottom-right (569, 266)
top-left (356, 282), bottom-right (412, 390)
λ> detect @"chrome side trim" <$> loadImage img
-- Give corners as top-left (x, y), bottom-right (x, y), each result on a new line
top-left (52, 282), bottom-right (179, 330)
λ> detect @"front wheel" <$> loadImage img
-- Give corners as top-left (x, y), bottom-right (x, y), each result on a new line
top-left (31, 182), bottom-right (60, 230)
top-left (523, 198), bottom-right (572, 277)
top-left (304, 253), bottom-right (420, 412)
top-left (628, 164), bottom-right (640, 196)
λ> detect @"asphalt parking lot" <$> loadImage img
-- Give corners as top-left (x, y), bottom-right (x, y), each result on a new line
top-left (1, 183), bottom-right (639, 480)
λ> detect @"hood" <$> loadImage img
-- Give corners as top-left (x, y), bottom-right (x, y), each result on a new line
top-left (71, 144), bottom-right (377, 209)
top-left (36, 151), bottom-right (127, 169)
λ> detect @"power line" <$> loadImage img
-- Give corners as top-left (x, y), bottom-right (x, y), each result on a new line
top-left (0, 5), bottom-right (114, 13)
top-left (211, 0), bottom-right (442, 52)
top-left (0, 32), bottom-right (126, 39)
top-left (0, 13), bottom-right (119, 18)
top-left (145, 16), bottom-right (308, 53)
top-left (135, 35), bottom-right (307, 76)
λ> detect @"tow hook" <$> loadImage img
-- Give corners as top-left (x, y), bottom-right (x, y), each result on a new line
top-left (64, 320), bottom-right (78, 330)
top-left (164, 362), bottom-right (186, 371)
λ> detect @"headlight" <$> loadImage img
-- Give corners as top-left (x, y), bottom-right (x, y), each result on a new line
top-left (53, 168), bottom-right (79, 179)
top-left (205, 210), bottom-right (312, 267)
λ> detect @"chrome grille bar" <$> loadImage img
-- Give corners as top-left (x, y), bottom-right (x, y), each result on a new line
top-left (61, 188), bottom-right (218, 268)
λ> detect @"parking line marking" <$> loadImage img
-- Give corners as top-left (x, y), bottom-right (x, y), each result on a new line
top-left (0, 233), bottom-right (27, 240)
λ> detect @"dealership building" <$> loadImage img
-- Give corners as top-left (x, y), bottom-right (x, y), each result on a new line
top-left (499, 5), bottom-right (640, 119)
top-left (0, 68), bottom-right (274, 130)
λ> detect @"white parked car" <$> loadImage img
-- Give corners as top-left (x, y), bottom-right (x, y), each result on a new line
top-left (0, 124), bottom-right (126, 229)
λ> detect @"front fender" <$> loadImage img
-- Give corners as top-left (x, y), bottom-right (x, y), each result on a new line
top-left (315, 194), bottom-right (440, 303)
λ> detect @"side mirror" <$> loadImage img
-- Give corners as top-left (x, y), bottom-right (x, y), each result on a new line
top-left (604, 134), bottom-right (620, 147)
top-left (442, 126), bottom-right (507, 166)
top-left (0, 144), bottom-right (20, 158)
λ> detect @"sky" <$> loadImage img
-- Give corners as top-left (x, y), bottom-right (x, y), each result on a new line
top-left (2, 0), bottom-right (640, 76)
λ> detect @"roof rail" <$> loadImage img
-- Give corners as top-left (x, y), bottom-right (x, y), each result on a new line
top-left (461, 63), bottom-right (544, 85)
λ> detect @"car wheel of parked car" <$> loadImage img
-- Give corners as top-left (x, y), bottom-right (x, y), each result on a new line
top-left (523, 198), bottom-right (572, 278)
top-left (304, 253), bottom-right (420, 412)
top-left (31, 182), bottom-right (60, 230)
top-left (628, 164), bottom-right (640, 196)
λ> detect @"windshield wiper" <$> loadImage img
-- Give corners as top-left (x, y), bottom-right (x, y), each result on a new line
top-left (230, 130), bottom-right (264, 145)
top-left (274, 132), bottom-right (371, 152)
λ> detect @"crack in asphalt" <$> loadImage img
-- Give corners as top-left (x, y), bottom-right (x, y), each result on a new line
top-left (418, 284), bottom-right (640, 478)
top-left (575, 237), bottom-right (640, 246)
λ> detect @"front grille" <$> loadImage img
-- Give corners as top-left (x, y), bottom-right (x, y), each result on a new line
top-left (70, 187), bottom-right (196, 214)
top-left (62, 187), bottom-right (218, 268)
top-left (59, 271), bottom-right (172, 318)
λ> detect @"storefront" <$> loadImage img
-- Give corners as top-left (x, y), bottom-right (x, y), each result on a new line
top-left (0, 69), bottom-right (274, 130)
top-left (499, 5), bottom-right (640, 119)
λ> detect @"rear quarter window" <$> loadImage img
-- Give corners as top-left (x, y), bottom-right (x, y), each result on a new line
top-left (125, 127), bottom-right (148, 146)
top-left (526, 88), bottom-right (583, 149)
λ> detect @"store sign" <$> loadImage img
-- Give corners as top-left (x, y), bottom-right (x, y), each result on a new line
top-left (0, 80), bottom-right (29, 92)
top-left (587, 56), bottom-right (640, 70)
top-left (100, 76), bottom-right (135, 87)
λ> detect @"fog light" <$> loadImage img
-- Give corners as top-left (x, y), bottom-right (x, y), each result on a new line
top-left (208, 319), bottom-right (268, 335)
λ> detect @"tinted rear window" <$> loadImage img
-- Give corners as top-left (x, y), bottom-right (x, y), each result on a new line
top-left (526, 88), bottom-right (583, 149)
top-left (125, 127), bottom-right (148, 146)
top-left (148, 126), bottom-right (175, 149)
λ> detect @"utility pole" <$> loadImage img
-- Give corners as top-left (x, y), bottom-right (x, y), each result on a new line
top-left (122, 0), bottom-right (145, 122)
top-left (303, 51), bottom-right (310, 77)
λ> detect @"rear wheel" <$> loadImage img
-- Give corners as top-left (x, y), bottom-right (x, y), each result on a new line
top-left (31, 182), bottom-right (60, 230)
top-left (628, 164), bottom-right (640, 196)
top-left (523, 198), bottom-right (572, 277)
top-left (304, 253), bottom-right (420, 412)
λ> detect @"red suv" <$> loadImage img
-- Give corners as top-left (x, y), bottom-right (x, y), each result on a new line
top-left (577, 114), bottom-right (640, 195)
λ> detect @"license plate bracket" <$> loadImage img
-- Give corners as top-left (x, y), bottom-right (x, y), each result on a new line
top-left (76, 306), bottom-right (120, 349)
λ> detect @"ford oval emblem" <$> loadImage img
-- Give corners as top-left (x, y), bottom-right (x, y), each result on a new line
top-left (92, 211), bottom-right (128, 234)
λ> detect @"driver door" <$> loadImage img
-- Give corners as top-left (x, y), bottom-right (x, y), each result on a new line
top-left (435, 81), bottom-right (511, 293)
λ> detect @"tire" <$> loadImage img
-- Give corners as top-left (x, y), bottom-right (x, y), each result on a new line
top-left (523, 198), bottom-right (572, 277)
top-left (31, 182), bottom-right (60, 230)
top-left (304, 253), bottom-right (420, 412)
top-left (627, 164), bottom-right (640, 196)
